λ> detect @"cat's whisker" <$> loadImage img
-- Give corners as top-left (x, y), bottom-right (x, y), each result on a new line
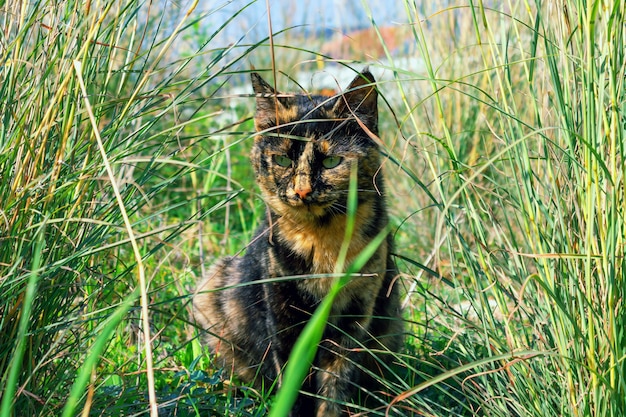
top-left (326, 205), bottom-right (347, 217)
top-left (335, 189), bottom-right (379, 195)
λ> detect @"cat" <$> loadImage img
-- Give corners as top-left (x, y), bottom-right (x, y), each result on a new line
top-left (193, 68), bottom-right (403, 417)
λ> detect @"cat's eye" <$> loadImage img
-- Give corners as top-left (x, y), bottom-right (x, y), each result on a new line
top-left (273, 154), bottom-right (292, 167)
top-left (322, 156), bottom-right (343, 169)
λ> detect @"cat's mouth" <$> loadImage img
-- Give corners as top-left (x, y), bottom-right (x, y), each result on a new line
top-left (280, 194), bottom-right (345, 220)
top-left (267, 191), bottom-right (342, 220)
top-left (286, 199), bottom-right (329, 218)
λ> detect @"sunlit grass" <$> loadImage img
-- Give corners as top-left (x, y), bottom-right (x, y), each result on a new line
top-left (0, 1), bottom-right (260, 415)
top-left (384, 0), bottom-right (625, 415)
top-left (1, 0), bottom-right (624, 416)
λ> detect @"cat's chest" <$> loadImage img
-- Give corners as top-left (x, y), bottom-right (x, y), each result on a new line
top-left (274, 200), bottom-right (384, 302)
top-left (279, 220), bottom-right (362, 275)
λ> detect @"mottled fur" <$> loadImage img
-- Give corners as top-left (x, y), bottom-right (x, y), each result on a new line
top-left (193, 69), bottom-right (403, 417)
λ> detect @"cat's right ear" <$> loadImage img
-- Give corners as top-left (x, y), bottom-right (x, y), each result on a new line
top-left (251, 72), bottom-right (289, 131)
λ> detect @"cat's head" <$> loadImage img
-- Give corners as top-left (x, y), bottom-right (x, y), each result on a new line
top-left (250, 69), bottom-right (383, 221)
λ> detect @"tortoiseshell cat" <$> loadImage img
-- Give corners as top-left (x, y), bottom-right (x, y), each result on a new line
top-left (193, 69), bottom-right (403, 417)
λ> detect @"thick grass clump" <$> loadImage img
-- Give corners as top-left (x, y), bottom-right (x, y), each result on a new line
top-left (379, 0), bottom-right (625, 415)
top-left (1, 0), bottom-right (624, 416)
top-left (0, 1), bottom-right (259, 415)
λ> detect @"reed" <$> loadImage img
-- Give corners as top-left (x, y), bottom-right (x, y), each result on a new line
top-left (383, 0), bottom-right (625, 415)
top-left (1, 0), bottom-right (623, 415)
top-left (0, 1), bottom-right (259, 415)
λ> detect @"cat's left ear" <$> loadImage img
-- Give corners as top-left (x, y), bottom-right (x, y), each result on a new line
top-left (251, 72), bottom-right (291, 130)
top-left (332, 68), bottom-right (378, 134)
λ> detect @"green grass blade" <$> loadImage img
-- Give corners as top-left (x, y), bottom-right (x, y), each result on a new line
top-left (0, 224), bottom-right (46, 417)
top-left (269, 165), bottom-right (390, 416)
top-left (268, 227), bottom-right (391, 417)
top-left (60, 294), bottom-right (137, 417)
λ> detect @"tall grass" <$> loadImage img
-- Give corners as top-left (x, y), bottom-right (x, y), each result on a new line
top-left (0, 1), bottom-right (259, 415)
top-left (385, 0), bottom-right (625, 415)
top-left (1, 0), bottom-right (624, 416)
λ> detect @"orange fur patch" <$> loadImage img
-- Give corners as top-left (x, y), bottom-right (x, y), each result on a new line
top-left (275, 199), bottom-right (386, 309)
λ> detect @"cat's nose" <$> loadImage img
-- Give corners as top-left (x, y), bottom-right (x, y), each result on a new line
top-left (293, 173), bottom-right (312, 200)
top-left (294, 185), bottom-right (312, 200)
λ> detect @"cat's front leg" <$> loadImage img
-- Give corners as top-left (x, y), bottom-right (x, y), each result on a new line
top-left (311, 278), bottom-right (384, 416)
top-left (314, 339), bottom-right (361, 417)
